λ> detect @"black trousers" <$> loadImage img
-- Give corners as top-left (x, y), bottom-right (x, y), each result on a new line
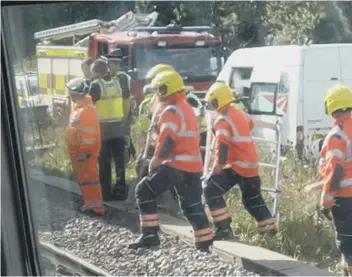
top-left (332, 197), bottom-right (352, 268)
top-left (204, 167), bottom-right (273, 225)
top-left (99, 137), bottom-right (126, 201)
top-left (135, 165), bottom-right (211, 233)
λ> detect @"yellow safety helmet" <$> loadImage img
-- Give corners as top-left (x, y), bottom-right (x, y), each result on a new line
top-left (146, 64), bottom-right (175, 81)
top-left (324, 85), bottom-right (352, 116)
top-left (205, 81), bottom-right (235, 111)
top-left (150, 70), bottom-right (184, 99)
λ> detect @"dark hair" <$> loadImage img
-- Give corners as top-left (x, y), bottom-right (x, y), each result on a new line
top-left (81, 57), bottom-right (94, 69)
top-left (91, 59), bottom-right (108, 75)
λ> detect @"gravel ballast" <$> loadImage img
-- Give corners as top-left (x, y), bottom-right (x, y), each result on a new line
top-left (32, 184), bottom-right (261, 276)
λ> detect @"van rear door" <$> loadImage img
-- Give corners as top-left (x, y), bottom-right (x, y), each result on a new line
top-left (302, 45), bottom-right (340, 157)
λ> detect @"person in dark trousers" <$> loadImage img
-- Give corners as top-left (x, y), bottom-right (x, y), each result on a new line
top-left (89, 59), bottom-right (128, 201)
top-left (319, 85), bottom-right (352, 277)
top-left (105, 49), bottom-right (135, 163)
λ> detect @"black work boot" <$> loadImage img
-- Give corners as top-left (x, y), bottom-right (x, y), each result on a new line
top-left (196, 239), bottom-right (213, 253)
top-left (213, 220), bottom-right (237, 241)
top-left (128, 229), bottom-right (160, 249)
top-left (112, 184), bottom-right (128, 201)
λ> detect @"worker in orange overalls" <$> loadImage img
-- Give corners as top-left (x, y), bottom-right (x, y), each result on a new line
top-left (203, 81), bottom-right (276, 240)
top-left (319, 85), bottom-right (352, 277)
top-left (66, 77), bottom-right (105, 216)
top-left (129, 70), bottom-right (213, 252)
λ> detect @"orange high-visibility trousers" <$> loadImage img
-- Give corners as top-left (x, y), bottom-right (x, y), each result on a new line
top-left (70, 155), bottom-right (105, 215)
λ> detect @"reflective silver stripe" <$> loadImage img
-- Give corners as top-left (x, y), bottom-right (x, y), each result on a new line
top-left (81, 127), bottom-right (95, 133)
top-left (326, 149), bottom-right (345, 160)
top-left (214, 113), bottom-right (253, 143)
top-left (232, 161), bottom-right (259, 168)
top-left (80, 180), bottom-right (100, 186)
top-left (160, 122), bottom-right (178, 133)
top-left (173, 155), bottom-right (202, 161)
top-left (214, 114), bottom-right (239, 137)
top-left (323, 194), bottom-right (334, 201)
top-left (340, 178), bottom-right (352, 188)
top-left (323, 125), bottom-right (352, 162)
top-left (177, 130), bottom-right (198, 137)
top-left (160, 104), bottom-right (198, 138)
top-left (99, 118), bottom-right (122, 123)
top-left (232, 136), bottom-right (253, 142)
top-left (216, 129), bottom-right (231, 139)
top-left (81, 138), bottom-right (94, 145)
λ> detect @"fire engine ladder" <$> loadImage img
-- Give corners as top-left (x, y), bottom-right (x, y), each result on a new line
top-left (34, 11), bottom-right (159, 43)
top-left (201, 112), bottom-right (282, 223)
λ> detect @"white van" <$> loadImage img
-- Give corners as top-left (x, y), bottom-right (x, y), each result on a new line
top-left (217, 44), bottom-right (352, 160)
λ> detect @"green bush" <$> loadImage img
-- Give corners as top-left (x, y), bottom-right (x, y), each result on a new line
top-left (224, 144), bottom-right (342, 274)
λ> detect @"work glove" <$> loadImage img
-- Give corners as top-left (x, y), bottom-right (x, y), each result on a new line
top-left (78, 152), bottom-right (91, 162)
top-left (148, 157), bottom-right (161, 174)
top-left (320, 206), bottom-right (332, 221)
top-left (211, 164), bottom-right (224, 175)
top-left (200, 173), bottom-right (211, 183)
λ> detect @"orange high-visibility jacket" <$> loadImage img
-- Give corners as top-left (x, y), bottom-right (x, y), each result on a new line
top-left (152, 92), bottom-right (203, 173)
top-left (320, 114), bottom-right (352, 208)
top-left (213, 105), bottom-right (259, 177)
top-left (66, 96), bottom-right (101, 157)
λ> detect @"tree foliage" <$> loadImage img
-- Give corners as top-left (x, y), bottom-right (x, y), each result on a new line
top-left (8, 1), bottom-right (352, 58)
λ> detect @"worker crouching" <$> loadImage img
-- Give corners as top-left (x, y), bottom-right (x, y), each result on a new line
top-left (66, 78), bottom-right (105, 216)
top-left (319, 85), bottom-right (352, 277)
top-left (129, 70), bottom-right (213, 252)
top-left (203, 81), bottom-right (276, 240)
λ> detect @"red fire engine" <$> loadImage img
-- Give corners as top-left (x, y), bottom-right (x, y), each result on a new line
top-left (34, 11), bottom-right (223, 108)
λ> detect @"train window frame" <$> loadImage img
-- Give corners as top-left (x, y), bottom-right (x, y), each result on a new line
top-left (1, 4), bottom-right (43, 275)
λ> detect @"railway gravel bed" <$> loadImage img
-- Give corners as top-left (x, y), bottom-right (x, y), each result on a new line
top-left (31, 183), bottom-right (261, 276)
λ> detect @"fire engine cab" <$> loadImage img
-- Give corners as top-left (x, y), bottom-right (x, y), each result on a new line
top-left (34, 11), bottom-right (223, 112)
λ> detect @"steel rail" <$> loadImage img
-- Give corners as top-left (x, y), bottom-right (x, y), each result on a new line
top-left (39, 240), bottom-right (112, 276)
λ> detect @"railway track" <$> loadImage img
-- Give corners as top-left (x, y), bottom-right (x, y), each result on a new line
top-left (30, 171), bottom-right (261, 276)
top-left (39, 240), bottom-right (111, 276)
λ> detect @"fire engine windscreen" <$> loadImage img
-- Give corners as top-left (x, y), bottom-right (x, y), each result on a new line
top-left (135, 46), bottom-right (220, 81)
top-left (249, 83), bottom-right (288, 116)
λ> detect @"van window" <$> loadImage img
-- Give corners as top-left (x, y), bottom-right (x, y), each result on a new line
top-left (249, 82), bottom-right (277, 114)
top-left (229, 67), bottom-right (252, 91)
